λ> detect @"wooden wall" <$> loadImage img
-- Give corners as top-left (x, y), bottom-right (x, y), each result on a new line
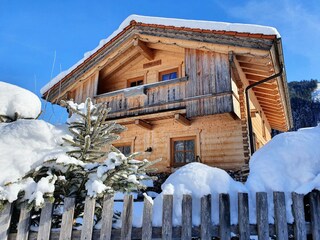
top-left (113, 114), bottom-right (246, 172)
top-left (72, 73), bottom-right (98, 103)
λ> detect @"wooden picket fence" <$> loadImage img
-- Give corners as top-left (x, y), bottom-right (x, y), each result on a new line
top-left (1, 191), bottom-right (320, 240)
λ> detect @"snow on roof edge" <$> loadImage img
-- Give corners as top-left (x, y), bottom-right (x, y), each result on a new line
top-left (40, 14), bottom-right (280, 95)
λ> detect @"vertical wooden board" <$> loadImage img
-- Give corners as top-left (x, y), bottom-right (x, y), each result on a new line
top-left (309, 191), bottom-right (320, 240)
top-left (220, 54), bottom-right (231, 92)
top-left (256, 192), bottom-right (269, 240)
top-left (196, 50), bottom-right (203, 96)
top-left (141, 195), bottom-right (153, 240)
top-left (292, 193), bottom-right (307, 240)
top-left (121, 195), bottom-right (133, 240)
top-left (182, 195), bottom-right (192, 240)
top-left (209, 52), bottom-right (216, 94)
top-left (59, 197), bottom-right (76, 240)
top-left (219, 194), bottom-right (230, 240)
top-left (162, 194), bottom-right (173, 240)
top-left (80, 197), bottom-right (96, 240)
top-left (0, 202), bottom-right (12, 240)
top-left (273, 192), bottom-right (288, 240)
top-left (238, 193), bottom-right (250, 240)
top-left (37, 200), bottom-right (53, 240)
top-left (201, 194), bottom-right (211, 240)
top-left (202, 52), bottom-right (211, 95)
top-left (99, 194), bottom-right (114, 240)
top-left (16, 202), bottom-right (31, 240)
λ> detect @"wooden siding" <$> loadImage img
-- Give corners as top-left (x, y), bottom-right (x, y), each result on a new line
top-left (114, 114), bottom-right (245, 171)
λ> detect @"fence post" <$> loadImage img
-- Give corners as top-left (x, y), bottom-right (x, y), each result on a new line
top-left (219, 193), bottom-right (230, 240)
top-left (59, 197), bottom-right (76, 240)
top-left (142, 195), bottom-right (153, 240)
top-left (162, 194), bottom-right (173, 240)
top-left (37, 199), bottom-right (53, 240)
top-left (0, 202), bottom-right (12, 240)
top-left (309, 191), bottom-right (320, 239)
top-left (201, 194), bottom-right (211, 240)
top-left (256, 192), bottom-right (269, 240)
top-left (273, 192), bottom-right (288, 240)
top-left (16, 202), bottom-right (31, 240)
top-left (181, 194), bottom-right (192, 240)
top-left (292, 192), bottom-right (307, 240)
top-left (238, 193), bottom-right (250, 240)
top-left (81, 196), bottom-right (96, 240)
top-left (121, 194), bottom-right (133, 240)
top-left (99, 194), bottom-right (114, 240)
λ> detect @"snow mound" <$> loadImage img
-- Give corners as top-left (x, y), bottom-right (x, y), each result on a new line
top-left (0, 119), bottom-right (69, 185)
top-left (152, 163), bottom-right (247, 226)
top-left (0, 81), bottom-right (41, 119)
top-left (41, 15), bottom-right (280, 94)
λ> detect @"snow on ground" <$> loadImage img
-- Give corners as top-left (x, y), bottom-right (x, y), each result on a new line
top-left (41, 15), bottom-right (280, 94)
top-left (0, 81), bottom-right (41, 119)
top-left (0, 120), bottom-right (69, 185)
top-left (312, 82), bottom-right (320, 102)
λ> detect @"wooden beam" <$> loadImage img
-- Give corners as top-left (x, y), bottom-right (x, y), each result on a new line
top-left (240, 62), bottom-right (274, 72)
top-left (134, 39), bottom-right (154, 60)
top-left (174, 114), bottom-right (191, 126)
top-left (135, 119), bottom-right (152, 130)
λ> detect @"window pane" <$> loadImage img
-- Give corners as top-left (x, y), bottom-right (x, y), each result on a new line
top-left (174, 141), bottom-right (184, 151)
top-left (175, 152), bottom-right (184, 163)
top-left (169, 72), bottom-right (177, 79)
top-left (185, 151), bottom-right (195, 163)
top-left (123, 146), bottom-right (131, 156)
top-left (162, 74), bottom-right (170, 81)
top-left (185, 140), bottom-right (195, 151)
top-left (137, 80), bottom-right (143, 86)
top-left (130, 82), bottom-right (137, 87)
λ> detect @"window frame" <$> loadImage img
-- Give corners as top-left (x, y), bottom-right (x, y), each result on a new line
top-left (127, 76), bottom-right (144, 88)
top-left (159, 68), bottom-right (179, 81)
top-left (170, 136), bottom-right (196, 167)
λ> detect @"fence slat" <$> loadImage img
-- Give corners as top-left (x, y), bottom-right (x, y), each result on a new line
top-left (238, 193), bottom-right (249, 240)
top-left (59, 197), bottom-right (75, 240)
top-left (273, 192), bottom-right (288, 240)
top-left (219, 193), bottom-right (230, 240)
top-left (181, 194), bottom-right (192, 240)
top-left (292, 192), bottom-right (307, 240)
top-left (121, 194), bottom-right (133, 240)
top-left (99, 194), bottom-right (114, 240)
top-left (142, 195), bottom-right (153, 240)
top-left (256, 192), bottom-right (269, 240)
top-left (0, 202), bottom-right (12, 240)
top-left (201, 194), bottom-right (211, 240)
top-left (37, 199), bottom-right (53, 240)
top-left (16, 202), bottom-right (31, 240)
top-left (309, 191), bottom-right (320, 239)
top-left (81, 197), bottom-right (96, 240)
top-left (162, 194), bottom-right (173, 240)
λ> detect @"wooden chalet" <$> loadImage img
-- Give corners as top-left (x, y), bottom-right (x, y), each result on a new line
top-left (41, 15), bottom-right (293, 172)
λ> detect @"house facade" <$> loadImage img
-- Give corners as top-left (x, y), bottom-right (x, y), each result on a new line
top-left (41, 15), bottom-right (292, 172)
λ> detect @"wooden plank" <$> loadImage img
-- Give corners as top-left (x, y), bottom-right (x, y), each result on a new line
top-left (37, 200), bottom-right (53, 240)
top-left (121, 194), bottom-right (133, 240)
top-left (201, 194), bottom-right (211, 240)
top-left (16, 202), bottom-right (31, 240)
top-left (292, 192), bottom-right (307, 240)
top-left (309, 191), bottom-right (320, 240)
top-left (141, 195), bottom-right (153, 240)
top-left (99, 194), bottom-right (114, 240)
top-left (162, 194), bottom-right (173, 240)
top-left (174, 113), bottom-right (191, 126)
top-left (135, 119), bottom-right (152, 130)
top-left (238, 193), bottom-right (250, 240)
top-left (181, 195), bottom-right (192, 240)
top-left (273, 192), bottom-right (288, 240)
top-left (219, 193), bottom-right (231, 240)
top-left (81, 197), bottom-right (96, 240)
top-left (59, 197), bottom-right (76, 240)
top-left (256, 192), bottom-right (269, 240)
top-left (0, 202), bottom-right (12, 240)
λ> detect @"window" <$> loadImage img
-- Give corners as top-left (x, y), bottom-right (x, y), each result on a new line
top-left (159, 68), bottom-right (178, 81)
top-left (115, 144), bottom-right (131, 156)
top-left (171, 137), bottom-right (196, 166)
top-left (127, 77), bottom-right (144, 88)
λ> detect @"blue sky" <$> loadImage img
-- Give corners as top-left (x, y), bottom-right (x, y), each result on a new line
top-left (0, 0), bottom-right (319, 123)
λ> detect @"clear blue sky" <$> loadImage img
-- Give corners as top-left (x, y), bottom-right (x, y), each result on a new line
top-left (1, 0), bottom-right (319, 123)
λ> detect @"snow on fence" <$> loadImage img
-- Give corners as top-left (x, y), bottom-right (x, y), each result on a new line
top-left (1, 191), bottom-right (320, 240)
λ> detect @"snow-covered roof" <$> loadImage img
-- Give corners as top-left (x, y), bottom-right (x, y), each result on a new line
top-left (40, 14), bottom-right (280, 95)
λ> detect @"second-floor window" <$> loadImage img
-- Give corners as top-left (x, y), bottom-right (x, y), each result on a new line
top-left (160, 68), bottom-right (178, 81)
top-left (127, 77), bottom-right (144, 88)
